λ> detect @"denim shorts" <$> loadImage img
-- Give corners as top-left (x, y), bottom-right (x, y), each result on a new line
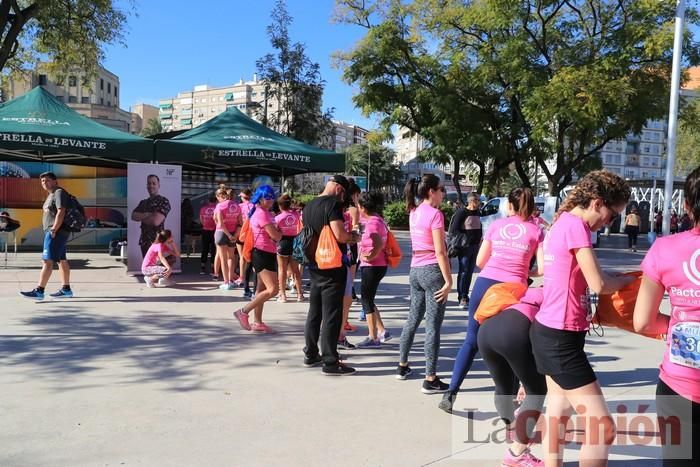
top-left (42, 230), bottom-right (69, 261)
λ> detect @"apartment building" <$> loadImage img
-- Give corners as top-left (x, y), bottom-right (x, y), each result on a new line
top-left (158, 76), bottom-right (281, 131)
top-left (598, 120), bottom-right (666, 180)
top-left (394, 127), bottom-right (450, 180)
top-left (130, 103), bottom-right (159, 135)
top-left (4, 64), bottom-right (132, 132)
top-left (332, 121), bottom-right (369, 152)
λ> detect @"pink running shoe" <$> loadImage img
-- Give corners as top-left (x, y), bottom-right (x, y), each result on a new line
top-left (251, 322), bottom-right (274, 333)
top-left (233, 309), bottom-right (251, 331)
top-left (501, 448), bottom-right (543, 467)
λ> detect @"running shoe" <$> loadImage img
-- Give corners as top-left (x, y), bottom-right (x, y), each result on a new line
top-left (395, 365), bottom-right (412, 380)
top-left (278, 295), bottom-right (288, 303)
top-left (233, 279), bottom-right (245, 288)
top-left (251, 322), bottom-right (274, 333)
top-left (144, 277), bottom-right (156, 288)
top-left (459, 298), bottom-right (469, 310)
top-left (343, 322), bottom-right (357, 332)
top-left (158, 278), bottom-right (175, 287)
top-left (243, 289), bottom-right (253, 299)
top-left (501, 448), bottom-right (544, 467)
top-left (378, 329), bottom-right (392, 342)
top-left (50, 288), bottom-right (73, 298)
top-left (322, 362), bottom-right (356, 376)
top-left (233, 309), bottom-right (251, 331)
top-left (303, 355), bottom-right (322, 367)
top-left (19, 288), bottom-right (44, 300)
top-left (438, 392), bottom-right (457, 414)
top-left (421, 378), bottom-right (450, 394)
top-left (356, 337), bottom-right (381, 349)
top-left (337, 337), bottom-right (356, 350)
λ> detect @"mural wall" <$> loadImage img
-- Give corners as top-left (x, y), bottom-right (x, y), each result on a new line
top-left (0, 161), bottom-right (127, 249)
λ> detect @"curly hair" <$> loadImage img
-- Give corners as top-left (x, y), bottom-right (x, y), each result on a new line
top-left (555, 170), bottom-right (631, 222)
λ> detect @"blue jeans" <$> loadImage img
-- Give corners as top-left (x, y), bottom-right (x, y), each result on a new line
top-left (457, 244), bottom-right (479, 301)
top-left (448, 276), bottom-right (502, 393)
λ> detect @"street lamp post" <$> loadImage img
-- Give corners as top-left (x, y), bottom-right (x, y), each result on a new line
top-left (662, 0), bottom-right (686, 235)
top-left (367, 144), bottom-right (371, 192)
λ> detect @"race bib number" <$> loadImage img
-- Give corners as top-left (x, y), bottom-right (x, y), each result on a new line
top-left (670, 321), bottom-right (700, 369)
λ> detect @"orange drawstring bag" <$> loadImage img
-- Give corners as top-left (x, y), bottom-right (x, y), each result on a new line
top-left (594, 271), bottom-right (664, 340)
top-left (385, 230), bottom-right (402, 268)
top-left (315, 225), bottom-right (343, 269)
top-left (240, 218), bottom-right (254, 263)
top-left (474, 282), bottom-right (528, 324)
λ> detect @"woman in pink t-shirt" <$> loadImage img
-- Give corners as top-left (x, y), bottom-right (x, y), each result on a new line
top-left (355, 192), bottom-right (391, 348)
top-left (141, 229), bottom-right (176, 288)
top-left (236, 188), bottom-right (255, 295)
top-left (440, 188), bottom-right (544, 420)
top-left (635, 167), bottom-right (700, 466)
top-left (233, 185), bottom-right (282, 334)
top-left (396, 174), bottom-right (452, 393)
top-left (199, 194), bottom-right (218, 275)
top-left (213, 185), bottom-right (242, 290)
top-left (275, 194), bottom-right (303, 302)
top-left (531, 170), bottom-right (632, 466)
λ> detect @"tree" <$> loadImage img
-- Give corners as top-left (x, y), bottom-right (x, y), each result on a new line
top-left (0, 1), bottom-right (129, 78)
top-left (344, 143), bottom-right (402, 194)
top-left (256, 0), bottom-right (335, 147)
top-left (334, 0), bottom-right (700, 195)
top-left (140, 118), bottom-right (162, 138)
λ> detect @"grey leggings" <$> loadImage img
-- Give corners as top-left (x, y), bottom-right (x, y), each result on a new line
top-left (399, 264), bottom-right (447, 376)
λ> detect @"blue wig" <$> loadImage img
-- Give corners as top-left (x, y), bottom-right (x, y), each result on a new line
top-left (248, 184), bottom-right (276, 218)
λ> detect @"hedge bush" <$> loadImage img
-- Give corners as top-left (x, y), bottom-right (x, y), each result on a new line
top-left (383, 201), bottom-right (455, 229)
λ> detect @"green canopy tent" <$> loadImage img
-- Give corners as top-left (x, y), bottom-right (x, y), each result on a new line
top-left (154, 107), bottom-right (344, 176)
top-left (0, 87), bottom-right (153, 167)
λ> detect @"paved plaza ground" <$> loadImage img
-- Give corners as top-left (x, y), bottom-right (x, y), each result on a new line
top-left (0, 232), bottom-right (670, 466)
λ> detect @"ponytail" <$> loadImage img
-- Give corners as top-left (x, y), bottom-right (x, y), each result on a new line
top-left (508, 187), bottom-right (535, 221)
top-left (404, 178), bottom-right (418, 212)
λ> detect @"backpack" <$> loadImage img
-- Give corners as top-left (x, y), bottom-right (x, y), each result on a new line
top-left (62, 192), bottom-right (86, 232)
top-left (384, 224), bottom-right (402, 268)
top-left (292, 224), bottom-right (315, 265)
top-left (240, 218), bottom-right (253, 262)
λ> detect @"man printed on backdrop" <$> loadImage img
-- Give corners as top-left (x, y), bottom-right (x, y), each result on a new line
top-left (20, 172), bottom-right (74, 300)
top-left (131, 174), bottom-right (171, 258)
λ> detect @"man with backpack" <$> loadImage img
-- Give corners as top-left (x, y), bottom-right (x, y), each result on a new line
top-left (301, 175), bottom-right (360, 375)
top-left (20, 172), bottom-right (74, 299)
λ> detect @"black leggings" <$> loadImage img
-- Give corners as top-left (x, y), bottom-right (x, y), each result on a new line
top-left (360, 266), bottom-right (387, 314)
top-left (477, 309), bottom-right (547, 444)
top-left (656, 379), bottom-right (700, 466)
top-left (625, 225), bottom-right (639, 248)
top-left (200, 230), bottom-right (215, 266)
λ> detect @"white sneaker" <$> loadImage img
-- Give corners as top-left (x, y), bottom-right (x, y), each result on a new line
top-left (145, 277), bottom-right (156, 288)
top-left (158, 278), bottom-right (174, 287)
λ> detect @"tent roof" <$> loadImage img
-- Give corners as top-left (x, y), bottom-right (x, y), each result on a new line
top-left (154, 107), bottom-right (344, 175)
top-left (0, 87), bottom-right (153, 167)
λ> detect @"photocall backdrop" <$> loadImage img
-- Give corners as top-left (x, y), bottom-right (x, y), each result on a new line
top-left (127, 163), bottom-right (181, 275)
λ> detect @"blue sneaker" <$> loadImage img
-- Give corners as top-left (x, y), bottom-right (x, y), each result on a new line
top-left (356, 337), bottom-right (381, 349)
top-left (50, 288), bottom-right (74, 298)
top-left (19, 288), bottom-right (44, 300)
top-left (379, 329), bottom-right (392, 343)
top-left (243, 289), bottom-right (253, 299)
top-left (358, 309), bottom-right (366, 321)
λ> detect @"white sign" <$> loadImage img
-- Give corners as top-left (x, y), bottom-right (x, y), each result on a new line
top-left (127, 163), bottom-right (182, 275)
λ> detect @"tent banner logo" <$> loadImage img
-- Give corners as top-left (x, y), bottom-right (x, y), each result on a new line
top-left (213, 149), bottom-right (311, 164)
top-left (223, 135), bottom-right (274, 142)
top-left (1, 116), bottom-right (71, 126)
top-left (0, 132), bottom-right (107, 150)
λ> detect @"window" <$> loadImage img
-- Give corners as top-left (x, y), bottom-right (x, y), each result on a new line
top-left (114, 86), bottom-right (118, 97)
top-left (67, 96), bottom-right (76, 103)
top-left (68, 76), bottom-right (77, 87)
top-left (613, 154), bottom-right (622, 164)
top-left (39, 74), bottom-right (48, 85)
top-left (100, 98), bottom-right (104, 105)
top-left (107, 101), bottom-right (111, 107)
top-left (643, 145), bottom-right (650, 153)
top-left (482, 199), bottom-right (500, 216)
top-left (55, 95), bottom-right (64, 102)
top-left (107, 82), bottom-right (111, 93)
top-left (100, 78), bottom-right (104, 90)
top-left (80, 97), bottom-right (89, 104)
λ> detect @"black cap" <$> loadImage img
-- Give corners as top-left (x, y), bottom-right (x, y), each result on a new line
top-left (328, 175), bottom-right (350, 191)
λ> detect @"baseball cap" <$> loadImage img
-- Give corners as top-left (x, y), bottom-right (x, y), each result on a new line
top-left (328, 175), bottom-right (350, 191)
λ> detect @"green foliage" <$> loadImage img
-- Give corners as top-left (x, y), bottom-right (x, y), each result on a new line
top-left (0, 1), bottom-right (130, 78)
top-left (344, 143), bottom-right (402, 192)
top-left (256, 0), bottom-right (335, 147)
top-left (140, 118), bottom-right (162, 138)
top-left (676, 98), bottom-right (700, 176)
top-left (294, 193), bottom-right (317, 206)
top-left (383, 201), bottom-right (408, 228)
top-left (438, 203), bottom-right (455, 228)
top-left (334, 0), bottom-right (700, 195)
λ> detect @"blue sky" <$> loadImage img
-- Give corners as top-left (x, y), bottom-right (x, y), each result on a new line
top-left (103, 0), bottom-right (375, 129)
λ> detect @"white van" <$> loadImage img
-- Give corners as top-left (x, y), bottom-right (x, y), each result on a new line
top-left (479, 196), bottom-right (599, 247)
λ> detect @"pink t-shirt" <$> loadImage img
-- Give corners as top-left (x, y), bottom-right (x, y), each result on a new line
top-left (536, 211), bottom-right (593, 331)
top-left (251, 207), bottom-right (277, 254)
top-left (141, 242), bottom-right (162, 270)
top-left (275, 210), bottom-right (300, 237)
top-left (641, 229), bottom-right (700, 403)
top-left (199, 203), bottom-right (216, 231)
top-left (509, 287), bottom-right (544, 322)
top-left (240, 200), bottom-right (253, 219)
top-left (409, 203), bottom-right (445, 267)
top-left (360, 215), bottom-right (388, 267)
top-left (479, 217), bottom-right (544, 284)
top-left (214, 200), bottom-right (241, 233)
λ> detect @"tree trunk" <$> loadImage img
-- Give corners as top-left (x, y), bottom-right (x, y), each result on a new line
top-left (514, 156), bottom-right (532, 188)
top-left (476, 161), bottom-right (486, 194)
top-left (451, 158), bottom-right (462, 203)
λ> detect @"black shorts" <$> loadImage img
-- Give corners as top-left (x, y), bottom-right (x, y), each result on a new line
top-left (277, 235), bottom-right (295, 256)
top-left (530, 320), bottom-right (596, 390)
top-left (252, 248), bottom-right (277, 273)
top-left (350, 244), bottom-right (359, 265)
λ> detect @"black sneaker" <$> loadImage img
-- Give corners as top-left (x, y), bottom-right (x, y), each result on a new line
top-left (395, 365), bottom-right (412, 380)
top-left (303, 355), bottom-right (322, 368)
top-left (438, 392), bottom-right (457, 413)
top-left (337, 336), bottom-right (356, 350)
top-left (19, 288), bottom-right (44, 300)
top-left (422, 378), bottom-right (450, 394)
top-left (322, 362), bottom-right (356, 376)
